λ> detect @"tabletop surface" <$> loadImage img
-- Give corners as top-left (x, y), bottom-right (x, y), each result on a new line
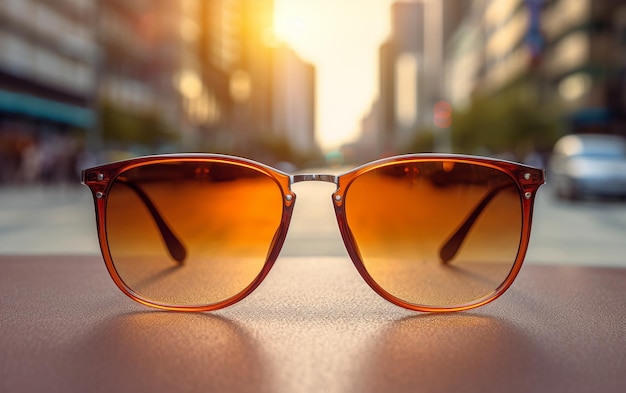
top-left (1, 255), bottom-right (625, 393)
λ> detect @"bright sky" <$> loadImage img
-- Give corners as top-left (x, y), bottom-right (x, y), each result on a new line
top-left (274, 0), bottom-right (395, 151)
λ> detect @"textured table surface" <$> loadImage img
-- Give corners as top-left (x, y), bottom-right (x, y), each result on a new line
top-left (1, 255), bottom-right (625, 393)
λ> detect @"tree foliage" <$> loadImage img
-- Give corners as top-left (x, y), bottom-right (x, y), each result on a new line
top-left (100, 102), bottom-right (178, 149)
top-left (451, 80), bottom-right (562, 159)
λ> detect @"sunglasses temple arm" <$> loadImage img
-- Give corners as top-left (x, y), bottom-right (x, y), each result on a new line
top-left (117, 179), bottom-right (187, 264)
top-left (439, 183), bottom-right (510, 264)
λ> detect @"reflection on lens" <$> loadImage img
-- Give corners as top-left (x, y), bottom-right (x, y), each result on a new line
top-left (344, 161), bottom-right (522, 308)
top-left (105, 161), bottom-right (283, 306)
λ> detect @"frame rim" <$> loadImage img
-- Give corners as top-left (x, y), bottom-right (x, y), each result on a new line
top-left (333, 154), bottom-right (544, 312)
top-left (82, 154), bottom-right (295, 311)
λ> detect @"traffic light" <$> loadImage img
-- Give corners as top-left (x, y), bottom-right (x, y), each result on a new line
top-left (433, 101), bottom-right (452, 128)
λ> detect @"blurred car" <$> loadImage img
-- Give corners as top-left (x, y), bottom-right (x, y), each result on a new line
top-left (549, 134), bottom-right (626, 200)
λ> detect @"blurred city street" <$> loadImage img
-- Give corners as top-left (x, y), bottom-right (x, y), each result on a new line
top-left (1, 179), bottom-right (625, 267)
top-left (2, 1), bottom-right (626, 269)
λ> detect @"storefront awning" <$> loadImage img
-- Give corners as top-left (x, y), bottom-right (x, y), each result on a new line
top-left (0, 89), bottom-right (95, 128)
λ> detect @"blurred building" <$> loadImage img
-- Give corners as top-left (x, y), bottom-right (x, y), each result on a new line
top-left (197, 0), bottom-right (277, 154)
top-left (542, 0), bottom-right (626, 135)
top-left (356, 99), bottom-right (381, 161)
top-left (378, 1), bottom-right (426, 154)
top-left (97, 0), bottom-right (186, 151)
top-left (446, 0), bottom-right (626, 135)
top-left (357, 0), bottom-right (626, 160)
top-left (0, 0), bottom-right (317, 182)
top-left (272, 45), bottom-right (316, 155)
top-left (445, 1), bottom-right (486, 110)
top-left (0, 0), bottom-right (97, 182)
top-left (360, 0), bottom-right (468, 158)
top-left (97, 0), bottom-right (242, 152)
top-left (214, 0), bottom-right (272, 151)
top-left (198, 0), bottom-right (319, 161)
top-left (197, 0), bottom-right (238, 150)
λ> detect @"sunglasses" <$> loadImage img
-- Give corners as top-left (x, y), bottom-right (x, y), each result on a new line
top-left (82, 153), bottom-right (545, 312)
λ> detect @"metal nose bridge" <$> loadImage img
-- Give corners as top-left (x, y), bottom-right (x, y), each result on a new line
top-left (290, 174), bottom-right (338, 185)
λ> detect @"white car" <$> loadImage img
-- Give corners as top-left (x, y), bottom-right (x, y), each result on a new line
top-left (549, 134), bottom-right (626, 200)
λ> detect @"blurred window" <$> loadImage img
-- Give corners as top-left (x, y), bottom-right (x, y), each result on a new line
top-left (1, 35), bottom-right (33, 75)
top-left (547, 31), bottom-right (589, 75)
top-left (395, 53), bottom-right (418, 128)
top-left (35, 4), bottom-right (65, 38)
top-left (578, 142), bottom-right (626, 158)
top-left (3, 0), bottom-right (33, 25)
top-left (543, 0), bottom-right (590, 41)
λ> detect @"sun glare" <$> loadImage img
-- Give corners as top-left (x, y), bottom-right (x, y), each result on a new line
top-left (274, 11), bottom-right (309, 45)
top-left (273, 4), bottom-right (316, 58)
top-left (273, 0), bottom-right (393, 150)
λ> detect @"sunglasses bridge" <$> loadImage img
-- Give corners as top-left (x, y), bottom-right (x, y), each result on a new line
top-left (290, 174), bottom-right (338, 184)
top-left (290, 173), bottom-right (341, 202)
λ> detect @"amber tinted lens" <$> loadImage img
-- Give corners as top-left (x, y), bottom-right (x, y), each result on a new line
top-left (344, 161), bottom-right (522, 308)
top-left (105, 161), bottom-right (284, 306)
